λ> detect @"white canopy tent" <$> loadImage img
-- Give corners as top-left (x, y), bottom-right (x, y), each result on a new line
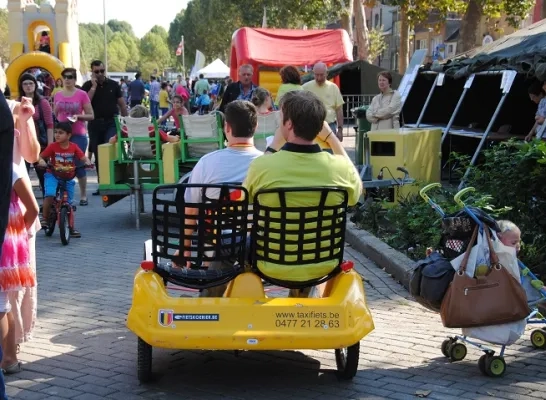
top-left (196, 59), bottom-right (230, 79)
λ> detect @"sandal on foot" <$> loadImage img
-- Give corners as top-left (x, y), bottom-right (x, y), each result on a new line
top-left (2, 362), bottom-right (22, 374)
top-left (79, 199), bottom-right (88, 206)
top-left (70, 229), bottom-right (82, 238)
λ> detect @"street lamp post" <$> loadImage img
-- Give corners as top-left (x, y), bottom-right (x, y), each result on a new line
top-left (103, 0), bottom-right (108, 72)
top-left (181, 35), bottom-right (185, 77)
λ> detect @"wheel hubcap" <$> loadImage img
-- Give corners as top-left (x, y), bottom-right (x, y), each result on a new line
top-left (491, 360), bottom-right (504, 374)
top-left (533, 332), bottom-right (545, 346)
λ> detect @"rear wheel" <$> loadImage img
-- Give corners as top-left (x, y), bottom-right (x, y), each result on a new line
top-left (530, 329), bottom-right (546, 350)
top-left (335, 342), bottom-right (360, 380)
top-left (59, 207), bottom-right (70, 245)
top-left (485, 355), bottom-right (506, 378)
top-left (137, 337), bottom-right (152, 383)
top-left (45, 206), bottom-right (56, 236)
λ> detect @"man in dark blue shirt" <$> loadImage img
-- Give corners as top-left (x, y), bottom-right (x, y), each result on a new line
top-left (128, 73), bottom-right (145, 107)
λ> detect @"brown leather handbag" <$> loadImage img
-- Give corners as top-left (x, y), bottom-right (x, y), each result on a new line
top-left (440, 227), bottom-right (531, 328)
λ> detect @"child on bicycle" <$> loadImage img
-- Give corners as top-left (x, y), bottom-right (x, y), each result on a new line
top-left (38, 122), bottom-right (92, 238)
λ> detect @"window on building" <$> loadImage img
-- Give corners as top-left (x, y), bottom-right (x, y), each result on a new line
top-left (448, 44), bottom-right (454, 54)
top-left (416, 39), bottom-right (427, 50)
top-left (375, 14), bottom-right (380, 28)
top-left (431, 36), bottom-right (442, 51)
top-left (380, 8), bottom-right (383, 27)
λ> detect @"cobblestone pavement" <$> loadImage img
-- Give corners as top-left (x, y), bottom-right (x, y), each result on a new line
top-left (7, 172), bottom-right (546, 400)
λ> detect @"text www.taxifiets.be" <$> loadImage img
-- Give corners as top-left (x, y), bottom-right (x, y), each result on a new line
top-left (274, 311), bottom-right (340, 328)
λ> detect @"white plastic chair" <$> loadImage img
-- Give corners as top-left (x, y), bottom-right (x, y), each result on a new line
top-left (255, 112), bottom-right (280, 151)
top-left (180, 113), bottom-right (224, 162)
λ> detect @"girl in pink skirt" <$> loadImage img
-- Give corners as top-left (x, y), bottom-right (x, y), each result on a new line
top-left (0, 163), bottom-right (38, 373)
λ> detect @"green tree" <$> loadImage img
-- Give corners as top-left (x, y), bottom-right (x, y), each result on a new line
top-left (0, 9), bottom-right (9, 65)
top-left (168, 0), bottom-right (347, 71)
top-left (368, 26), bottom-right (387, 63)
top-left (139, 31), bottom-right (171, 77)
top-left (150, 25), bottom-right (168, 41)
top-left (107, 32), bottom-right (130, 71)
top-left (107, 19), bottom-right (135, 37)
top-left (373, 0), bottom-right (533, 73)
top-left (458, 0), bottom-right (535, 53)
top-left (79, 23), bottom-right (113, 72)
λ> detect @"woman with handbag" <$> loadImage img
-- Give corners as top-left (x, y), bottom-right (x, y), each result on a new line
top-left (366, 72), bottom-right (402, 131)
top-left (17, 73), bottom-right (54, 198)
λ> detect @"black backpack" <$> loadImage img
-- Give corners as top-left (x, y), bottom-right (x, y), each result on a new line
top-left (409, 251), bottom-right (455, 312)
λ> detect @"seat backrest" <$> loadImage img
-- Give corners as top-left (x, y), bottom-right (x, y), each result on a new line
top-left (152, 183), bottom-right (250, 288)
top-left (254, 112), bottom-right (279, 151)
top-left (181, 114), bottom-right (222, 158)
top-left (251, 187), bottom-right (349, 288)
top-left (122, 117), bottom-right (156, 158)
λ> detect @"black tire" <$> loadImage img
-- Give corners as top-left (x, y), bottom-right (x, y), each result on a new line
top-left (441, 339), bottom-right (452, 358)
top-left (478, 354), bottom-right (487, 375)
top-left (485, 355), bottom-right (506, 378)
top-left (137, 337), bottom-right (152, 383)
top-left (45, 208), bottom-right (56, 236)
top-left (448, 342), bottom-right (467, 362)
top-left (530, 329), bottom-right (546, 350)
top-left (335, 342), bottom-right (360, 380)
top-left (59, 207), bottom-right (70, 245)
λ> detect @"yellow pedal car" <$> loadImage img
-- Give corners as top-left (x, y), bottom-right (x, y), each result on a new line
top-left (127, 184), bottom-right (375, 382)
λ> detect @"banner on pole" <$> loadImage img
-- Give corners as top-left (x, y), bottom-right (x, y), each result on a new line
top-left (190, 50), bottom-right (206, 78)
top-left (175, 37), bottom-right (184, 56)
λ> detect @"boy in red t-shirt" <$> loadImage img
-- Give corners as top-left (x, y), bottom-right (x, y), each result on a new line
top-left (38, 122), bottom-right (92, 237)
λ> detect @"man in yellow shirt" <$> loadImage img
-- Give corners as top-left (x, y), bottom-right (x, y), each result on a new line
top-left (243, 90), bottom-right (362, 290)
top-left (302, 62), bottom-right (344, 141)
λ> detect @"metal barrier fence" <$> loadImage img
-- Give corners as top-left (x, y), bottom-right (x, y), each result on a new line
top-left (342, 94), bottom-right (374, 136)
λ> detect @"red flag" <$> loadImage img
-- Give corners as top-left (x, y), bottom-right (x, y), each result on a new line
top-left (175, 38), bottom-right (184, 56)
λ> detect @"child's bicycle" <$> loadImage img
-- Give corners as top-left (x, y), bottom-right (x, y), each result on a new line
top-left (41, 164), bottom-right (93, 245)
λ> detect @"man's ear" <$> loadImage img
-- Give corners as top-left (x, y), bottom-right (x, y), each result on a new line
top-left (224, 121), bottom-right (231, 135)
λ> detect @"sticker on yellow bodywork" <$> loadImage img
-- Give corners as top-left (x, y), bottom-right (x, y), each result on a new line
top-left (158, 309), bottom-right (220, 327)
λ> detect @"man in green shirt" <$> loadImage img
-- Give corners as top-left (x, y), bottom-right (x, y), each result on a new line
top-left (194, 74), bottom-right (211, 96)
top-left (243, 90), bottom-right (362, 290)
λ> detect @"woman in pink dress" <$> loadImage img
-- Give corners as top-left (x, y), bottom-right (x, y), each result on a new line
top-left (1, 67), bottom-right (41, 374)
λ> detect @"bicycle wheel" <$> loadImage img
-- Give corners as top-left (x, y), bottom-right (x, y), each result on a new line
top-left (59, 207), bottom-right (70, 245)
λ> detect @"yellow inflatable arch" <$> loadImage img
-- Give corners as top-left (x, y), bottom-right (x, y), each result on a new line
top-left (6, 51), bottom-right (64, 98)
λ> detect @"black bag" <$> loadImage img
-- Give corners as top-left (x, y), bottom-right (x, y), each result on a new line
top-left (410, 251), bottom-right (455, 312)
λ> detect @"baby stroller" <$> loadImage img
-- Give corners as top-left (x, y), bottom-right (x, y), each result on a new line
top-left (416, 183), bottom-right (546, 377)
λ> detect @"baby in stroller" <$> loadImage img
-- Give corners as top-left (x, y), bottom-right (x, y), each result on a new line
top-left (497, 220), bottom-right (546, 316)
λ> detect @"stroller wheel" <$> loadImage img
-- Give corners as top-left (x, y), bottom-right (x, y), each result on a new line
top-left (441, 339), bottom-right (453, 358)
top-left (485, 355), bottom-right (506, 378)
top-left (448, 342), bottom-right (467, 362)
top-left (530, 329), bottom-right (546, 350)
top-left (478, 354), bottom-right (487, 375)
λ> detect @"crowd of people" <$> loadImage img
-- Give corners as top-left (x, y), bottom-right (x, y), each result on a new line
top-left (0, 59), bottom-right (368, 399)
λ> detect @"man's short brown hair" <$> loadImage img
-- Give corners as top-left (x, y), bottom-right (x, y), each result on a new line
top-left (225, 100), bottom-right (257, 138)
top-left (280, 91), bottom-right (326, 141)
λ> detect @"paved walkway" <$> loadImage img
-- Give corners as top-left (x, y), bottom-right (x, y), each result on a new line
top-left (6, 174), bottom-right (546, 400)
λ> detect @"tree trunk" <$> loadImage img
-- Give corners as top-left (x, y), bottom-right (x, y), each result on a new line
top-left (354, 0), bottom-right (369, 60)
top-left (340, 0), bottom-right (353, 40)
top-left (458, 0), bottom-right (483, 53)
top-left (398, 5), bottom-right (409, 74)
